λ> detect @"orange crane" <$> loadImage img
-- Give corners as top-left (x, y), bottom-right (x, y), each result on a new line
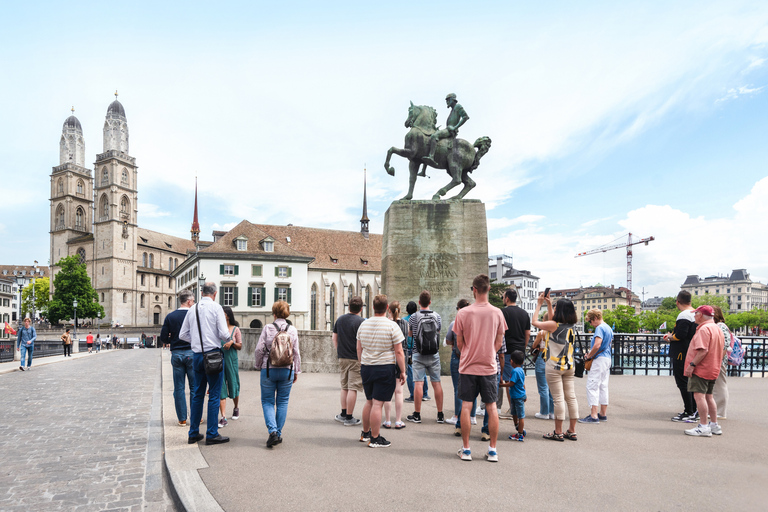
top-left (575, 233), bottom-right (655, 305)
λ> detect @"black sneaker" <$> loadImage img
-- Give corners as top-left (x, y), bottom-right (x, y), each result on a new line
top-left (360, 430), bottom-right (371, 442)
top-left (368, 435), bottom-right (391, 448)
top-left (267, 432), bottom-right (280, 448)
top-left (671, 412), bottom-right (687, 422)
top-left (683, 411), bottom-right (699, 423)
top-left (407, 413), bottom-right (422, 424)
top-left (437, 412), bottom-right (445, 424)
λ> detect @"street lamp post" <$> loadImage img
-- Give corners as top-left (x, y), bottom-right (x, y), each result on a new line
top-left (73, 298), bottom-right (78, 353)
top-left (198, 272), bottom-right (206, 301)
top-left (14, 274), bottom-right (25, 362)
top-left (97, 311), bottom-right (101, 349)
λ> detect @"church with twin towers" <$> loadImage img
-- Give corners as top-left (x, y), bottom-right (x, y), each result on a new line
top-left (50, 95), bottom-right (195, 327)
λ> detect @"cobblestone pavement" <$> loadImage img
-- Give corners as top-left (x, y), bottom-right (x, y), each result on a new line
top-left (0, 350), bottom-right (176, 511)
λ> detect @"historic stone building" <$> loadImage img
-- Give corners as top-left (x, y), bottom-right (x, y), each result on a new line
top-left (49, 98), bottom-right (194, 327)
top-left (681, 269), bottom-right (768, 313)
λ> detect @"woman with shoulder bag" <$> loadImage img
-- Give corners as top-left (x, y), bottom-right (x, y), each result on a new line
top-left (254, 300), bottom-right (301, 448)
top-left (532, 295), bottom-right (579, 442)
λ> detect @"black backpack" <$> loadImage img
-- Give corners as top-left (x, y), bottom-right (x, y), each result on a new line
top-left (416, 311), bottom-right (439, 355)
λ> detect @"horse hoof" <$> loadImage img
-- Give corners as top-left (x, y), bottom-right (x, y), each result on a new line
top-left (386, 167), bottom-right (395, 177)
top-left (431, 194), bottom-right (442, 201)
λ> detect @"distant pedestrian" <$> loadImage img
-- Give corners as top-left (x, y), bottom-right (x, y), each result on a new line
top-left (532, 294), bottom-right (579, 442)
top-left (333, 296), bottom-right (365, 427)
top-left (61, 328), bottom-right (72, 357)
top-left (382, 301), bottom-right (407, 430)
top-left (179, 282), bottom-right (230, 446)
top-left (86, 331), bottom-right (94, 353)
top-left (453, 274), bottom-right (506, 462)
top-left (683, 305), bottom-right (725, 437)
top-left (499, 350), bottom-right (527, 441)
top-left (579, 309), bottom-right (613, 424)
top-left (407, 290), bottom-right (445, 425)
top-left (446, 299), bottom-right (476, 434)
top-left (356, 294), bottom-right (406, 448)
top-left (219, 306), bottom-right (242, 427)
top-left (161, 290), bottom-right (195, 427)
top-left (96, 334), bottom-right (101, 352)
top-left (17, 317), bottom-right (37, 371)
top-left (254, 301), bottom-right (301, 448)
top-left (711, 306), bottom-right (732, 419)
top-left (663, 291), bottom-right (697, 423)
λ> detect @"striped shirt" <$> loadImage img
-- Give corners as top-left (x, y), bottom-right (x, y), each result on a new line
top-left (356, 317), bottom-right (405, 366)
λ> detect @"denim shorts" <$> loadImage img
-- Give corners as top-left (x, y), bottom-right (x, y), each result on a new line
top-left (412, 354), bottom-right (441, 382)
top-left (510, 397), bottom-right (526, 418)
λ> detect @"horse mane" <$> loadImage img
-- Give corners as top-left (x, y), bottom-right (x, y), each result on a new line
top-left (421, 105), bottom-right (437, 130)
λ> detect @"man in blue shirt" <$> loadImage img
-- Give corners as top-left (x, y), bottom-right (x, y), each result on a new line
top-left (579, 309), bottom-right (613, 423)
top-left (17, 317), bottom-right (37, 371)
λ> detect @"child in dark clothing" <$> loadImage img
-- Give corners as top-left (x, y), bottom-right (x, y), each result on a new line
top-left (500, 350), bottom-right (527, 441)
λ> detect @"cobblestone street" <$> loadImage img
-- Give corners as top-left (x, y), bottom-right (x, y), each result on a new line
top-left (0, 350), bottom-right (174, 511)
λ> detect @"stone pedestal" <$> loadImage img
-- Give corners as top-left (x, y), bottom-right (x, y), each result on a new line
top-left (382, 200), bottom-right (488, 373)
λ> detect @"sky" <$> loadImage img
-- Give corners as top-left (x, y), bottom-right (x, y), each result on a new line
top-left (1, 0), bottom-right (767, 300)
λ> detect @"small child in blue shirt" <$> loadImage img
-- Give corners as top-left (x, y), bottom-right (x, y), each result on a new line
top-left (499, 350), bottom-right (526, 441)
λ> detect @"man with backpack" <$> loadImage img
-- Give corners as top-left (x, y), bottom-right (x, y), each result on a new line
top-left (407, 290), bottom-right (445, 424)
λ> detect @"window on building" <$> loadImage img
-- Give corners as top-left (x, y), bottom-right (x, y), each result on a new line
top-left (310, 283), bottom-right (318, 330)
top-left (248, 286), bottom-right (264, 307)
top-left (76, 180), bottom-right (84, 195)
top-left (236, 239), bottom-right (247, 251)
top-left (252, 265), bottom-right (262, 277)
top-left (365, 285), bottom-right (371, 318)
top-left (222, 286), bottom-right (235, 307)
top-left (120, 197), bottom-right (128, 214)
top-left (141, 274), bottom-right (145, 285)
top-left (101, 195), bottom-right (109, 218)
top-left (169, 277), bottom-right (173, 288)
top-left (263, 241), bottom-right (274, 252)
top-left (155, 276), bottom-right (159, 287)
top-left (223, 264), bottom-right (235, 276)
top-left (142, 253), bottom-right (147, 267)
top-left (168, 296), bottom-right (172, 308)
top-left (738, 287), bottom-right (742, 292)
top-left (102, 168), bottom-right (109, 185)
top-left (123, 293), bottom-right (127, 303)
top-left (75, 207), bottom-right (84, 229)
top-left (140, 294), bottom-right (145, 308)
top-left (57, 178), bottom-right (63, 194)
top-left (276, 287), bottom-right (289, 303)
top-left (174, 258), bottom-right (178, 269)
top-left (348, 284), bottom-right (354, 304)
top-left (121, 169), bottom-right (128, 184)
top-left (77, 247), bottom-right (86, 264)
top-left (149, 254), bottom-right (154, 268)
top-left (56, 205), bottom-right (65, 228)
top-left (330, 284), bottom-right (337, 329)
top-left (277, 266), bottom-right (290, 278)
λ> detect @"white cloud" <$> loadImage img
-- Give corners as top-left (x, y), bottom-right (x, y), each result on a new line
top-left (137, 203), bottom-right (171, 219)
top-left (211, 222), bottom-right (238, 232)
top-left (487, 215), bottom-right (546, 230)
top-left (745, 57), bottom-right (766, 72)
top-left (489, 177), bottom-right (768, 299)
top-left (715, 85), bottom-right (766, 103)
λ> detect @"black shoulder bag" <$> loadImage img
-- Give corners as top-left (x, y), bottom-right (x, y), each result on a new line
top-left (196, 304), bottom-right (223, 375)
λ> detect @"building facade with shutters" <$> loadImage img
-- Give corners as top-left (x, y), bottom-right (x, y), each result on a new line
top-left (681, 269), bottom-right (768, 313)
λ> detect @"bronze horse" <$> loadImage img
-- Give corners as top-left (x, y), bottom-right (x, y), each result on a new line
top-left (385, 102), bottom-right (491, 201)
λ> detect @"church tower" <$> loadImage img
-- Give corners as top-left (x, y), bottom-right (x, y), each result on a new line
top-left (92, 93), bottom-right (138, 325)
top-left (50, 108), bottom-right (93, 282)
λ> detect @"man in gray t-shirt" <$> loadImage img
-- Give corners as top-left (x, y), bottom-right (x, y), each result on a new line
top-left (333, 296), bottom-right (365, 426)
top-left (406, 290), bottom-right (445, 424)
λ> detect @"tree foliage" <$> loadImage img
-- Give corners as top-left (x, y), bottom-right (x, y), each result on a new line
top-left (21, 277), bottom-right (50, 320)
top-left (47, 256), bottom-right (104, 324)
top-left (602, 305), bottom-right (640, 333)
top-left (691, 293), bottom-right (730, 312)
top-left (488, 282), bottom-right (508, 309)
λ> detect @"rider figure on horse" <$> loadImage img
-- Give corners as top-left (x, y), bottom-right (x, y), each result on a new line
top-left (422, 93), bottom-right (470, 168)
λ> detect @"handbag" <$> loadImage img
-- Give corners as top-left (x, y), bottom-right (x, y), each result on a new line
top-left (196, 304), bottom-right (223, 375)
top-left (573, 334), bottom-right (585, 378)
top-left (584, 358), bottom-right (593, 372)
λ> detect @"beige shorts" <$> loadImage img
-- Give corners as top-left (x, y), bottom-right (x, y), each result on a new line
top-left (339, 358), bottom-right (363, 392)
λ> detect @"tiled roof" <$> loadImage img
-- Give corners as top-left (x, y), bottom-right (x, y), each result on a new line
top-left (200, 220), bottom-right (313, 260)
top-left (137, 228), bottom-right (195, 255)
top-left (251, 223), bottom-right (382, 272)
top-left (0, 265), bottom-right (49, 278)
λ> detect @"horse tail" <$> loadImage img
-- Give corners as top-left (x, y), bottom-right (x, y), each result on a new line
top-left (469, 136), bottom-right (492, 172)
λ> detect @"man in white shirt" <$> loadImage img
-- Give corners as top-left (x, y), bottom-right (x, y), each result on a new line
top-left (180, 282), bottom-right (230, 445)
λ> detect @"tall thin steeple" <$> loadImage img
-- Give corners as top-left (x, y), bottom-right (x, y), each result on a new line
top-left (191, 178), bottom-right (200, 243)
top-left (360, 167), bottom-right (369, 239)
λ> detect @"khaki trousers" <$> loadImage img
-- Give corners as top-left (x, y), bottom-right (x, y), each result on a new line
top-left (545, 358), bottom-right (579, 421)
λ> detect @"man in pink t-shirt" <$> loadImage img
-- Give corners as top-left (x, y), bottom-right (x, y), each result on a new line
top-left (683, 305), bottom-right (725, 437)
top-left (453, 274), bottom-right (505, 462)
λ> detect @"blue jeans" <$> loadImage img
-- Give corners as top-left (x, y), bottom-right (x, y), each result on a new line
top-left (535, 353), bottom-right (554, 415)
top-left (189, 350), bottom-right (223, 439)
top-left (406, 349), bottom-right (429, 398)
top-left (451, 351), bottom-right (476, 428)
top-left (171, 349), bottom-right (195, 422)
top-left (260, 368), bottom-right (294, 436)
top-left (482, 373), bottom-right (501, 434)
top-left (19, 343), bottom-right (33, 367)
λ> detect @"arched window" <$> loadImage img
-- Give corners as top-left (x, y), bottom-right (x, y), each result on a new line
top-left (310, 283), bottom-right (318, 330)
top-left (76, 180), bottom-right (84, 195)
top-left (250, 319), bottom-right (263, 328)
top-left (102, 168), bottom-right (109, 185)
top-left (168, 296), bottom-right (172, 308)
top-left (168, 257), bottom-right (172, 270)
top-left (330, 284), bottom-right (337, 330)
top-left (57, 178), bottom-right (63, 194)
top-left (123, 292), bottom-right (127, 303)
top-left (168, 277), bottom-right (173, 288)
top-left (101, 292), bottom-right (105, 302)
top-left (141, 274), bottom-right (145, 285)
top-left (56, 205), bottom-right (65, 228)
top-left (174, 258), bottom-right (178, 269)
top-left (75, 207), bottom-right (84, 229)
top-left (142, 253), bottom-right (147, 267)
top-left (100, 195), bottom-right (109, 218)
top-left (149, 254), bottom-right (154, 268)
top-left (348, 284), bottom-right (354, 305)
top-left (140, 294), bottom-right (145, 308)
top-left (77, 247), bottom-right (86, 264)
top-left (120, 196), bottom-right (128, 214)
top-left (155, 276), bottom-right (159, 287)
top-left (365, 285), bottom-right (372, 318)
top-left (121, 169), bottom-right (129, 184)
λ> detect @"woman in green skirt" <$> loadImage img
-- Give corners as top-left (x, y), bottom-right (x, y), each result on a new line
top-left (219, 306), bottom-right (242, 427)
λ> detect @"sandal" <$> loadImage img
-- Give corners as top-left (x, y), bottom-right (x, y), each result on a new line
top-left (564, 430), bottom-right (578, 441)
top-left (382, 421), bottom-right (391, 429)
top-left (394, 422), bottom-right (406, 430)
top-left (543, 431), bottom-right (564, 442)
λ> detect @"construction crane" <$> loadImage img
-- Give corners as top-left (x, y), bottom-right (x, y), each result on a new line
top-left (575, 233), bottom-right (655, 305)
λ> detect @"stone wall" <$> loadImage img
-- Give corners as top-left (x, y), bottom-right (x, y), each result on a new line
top-left (238, 328), bottom-right (338, 373)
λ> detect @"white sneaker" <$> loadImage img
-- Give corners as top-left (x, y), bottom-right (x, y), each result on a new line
top-left (475, 407), bottom-right (485, 416)
top-left (458, 447), bottom-right (472, 461)
top-left (684, 424), bottom-right (712, 437)
top-left (486, 449), bottom-right (498, 462)
top-left (470, 417), bottom-right (477, 425)
top-left (446, 416), bottom-right (458, 425)
top-left (709, 423), bottom-right (723, 435)
top-left (534, 412), bottom-right (549, 420)
top-left (549, 413), bottom-right (555, 420)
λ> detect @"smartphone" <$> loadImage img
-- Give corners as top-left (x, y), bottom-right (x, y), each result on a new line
top-left (543, 287), bottom-right (550, 297)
